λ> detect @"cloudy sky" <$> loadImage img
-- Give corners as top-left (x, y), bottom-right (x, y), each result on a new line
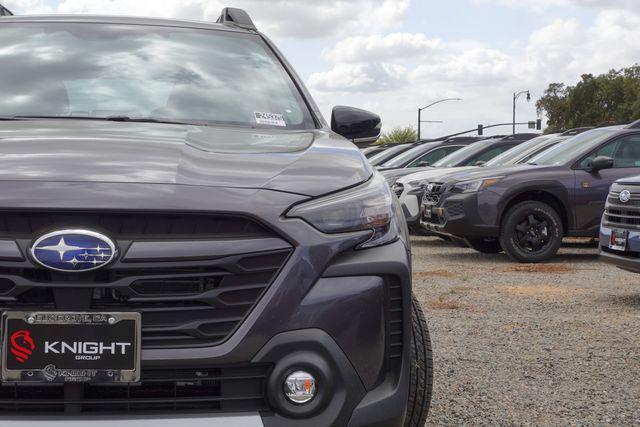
top-left (5, 0), bottom-right (640, 138)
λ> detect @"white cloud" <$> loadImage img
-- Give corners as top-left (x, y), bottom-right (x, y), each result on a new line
top-left (473, 0), bottom-right (640, 11)
top-left (308, 63), bottom-right (407, 92)
top-left (3, 0), bottom-right (53, 14)
top-left (6, 0), bottom-right (411, 39)
top-left (308, 6), bottom-right (640, 136)
top-left (322, 33), bottom-right (441, 63)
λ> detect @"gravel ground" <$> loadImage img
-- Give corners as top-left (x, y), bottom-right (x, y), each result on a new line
top-left (412, 236), bottom-right (640, 426)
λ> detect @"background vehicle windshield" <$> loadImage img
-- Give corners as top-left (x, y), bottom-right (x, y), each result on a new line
top-left (432, 141), bottom-right (487, 167)
top-left (527, 128), bottom-right (620, 166)
top-left (369, 144), bottom-right (412, 165)
top-left (484, 135), bottom-right (554, 167)
top-left (0, 23), bottom-right (315, 129)
top-left (380, 142), bottom-right (438, 167)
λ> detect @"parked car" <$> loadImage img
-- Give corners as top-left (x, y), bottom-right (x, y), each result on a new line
top-left (382, 133), bottom-right (539, 186)
top-left (377, 137), bottom-right (483, 171)
top-left (394, 132), bottom-right (573, 233)
top-left (420, 123), bottom-right (640, 262)
top-left (599, 175), bottom-right (640, 273)
top-left (368, 142), bottom-right (419, 166)
top-left (0, 9), bottom-right (432, 426)
top-left (361, 145), bottom-right (388, 158)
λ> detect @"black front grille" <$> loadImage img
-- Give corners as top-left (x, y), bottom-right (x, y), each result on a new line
top-left (445, 200), bottom-right (465, 217)
top-left (0, 211), bottom-right (292, 349)
top-left (422, 183), bottom-right (444, 203)
top-left (0, 365), bottom-right (271, 414)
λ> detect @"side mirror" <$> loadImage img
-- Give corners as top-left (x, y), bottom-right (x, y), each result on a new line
top-left (589, 156), bottom-right (614, 172)
top-left (331, 106), bottom-right (381, 144)
top-left (474, 161), bottom-right (486, 166)
top-left (416, 161), bottom-right (430, 167)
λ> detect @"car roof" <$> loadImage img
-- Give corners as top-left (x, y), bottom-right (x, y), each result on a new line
top-left (0, 14), bottom-right (251, 33)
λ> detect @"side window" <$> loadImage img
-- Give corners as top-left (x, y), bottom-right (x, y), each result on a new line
top-left (408, 146), bottom-right (458, 167)
top-left (613, 135), bottom-right (640, 168)
top-left (579, 139), bottom-right (621, 169)
top-left (466, 144), bottom-right (514, 165)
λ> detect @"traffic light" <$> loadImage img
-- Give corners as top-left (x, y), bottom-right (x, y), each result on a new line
top-left (536, 119), bottom-right (542, 130)
top-left (478, 124), bottom-right (483, 136)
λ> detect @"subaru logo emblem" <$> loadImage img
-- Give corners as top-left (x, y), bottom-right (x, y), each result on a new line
top-left (619, 190), bottom-right (631, 203)
top-left (30, 230), bottom-right (117, 272)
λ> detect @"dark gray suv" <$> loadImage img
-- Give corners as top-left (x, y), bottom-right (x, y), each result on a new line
top-left (0, 8), bottom-right (431, 426)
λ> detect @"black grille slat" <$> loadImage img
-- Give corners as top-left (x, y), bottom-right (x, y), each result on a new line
top-left (385, 278), bottom-right (404, 363)
top-left (0, 211), bottom-right (272, 239)
top-left (0, 366), bottom-right (271, 414)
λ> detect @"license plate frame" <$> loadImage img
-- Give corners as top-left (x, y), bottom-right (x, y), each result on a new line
top-left (1, 311), bottom-right (141, 384)
top-left (609, 229), bottom-right (628, 252)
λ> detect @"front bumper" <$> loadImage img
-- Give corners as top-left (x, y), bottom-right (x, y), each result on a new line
top-left (0, 181), bottom-right (413, 426)
top-left (599, 225), bottom-right (640, 274)
top-left (419, 191), bottom-right (499, 238)
top-left (1, 414), bottom-right (263, 427)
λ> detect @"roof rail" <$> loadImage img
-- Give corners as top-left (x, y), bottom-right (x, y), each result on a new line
top-left (0, 4), bottom-right (13, 16)
top-left (216, 7), bottom-right (256, 31)
top-left (626, 119), bottom-right (640, 129)
top-left (595, 121), bottom-right (628, 128)
top-left (560, 126), bottom-right (593, 136)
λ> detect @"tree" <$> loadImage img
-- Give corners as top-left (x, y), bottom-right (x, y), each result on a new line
top-left (537, 65), bottom-right (640, 132)
top-left (376, 126), bottom-right (418, 145)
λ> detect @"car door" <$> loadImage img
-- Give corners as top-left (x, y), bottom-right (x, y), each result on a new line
top-left (573, 133), bottom-right (640, 233)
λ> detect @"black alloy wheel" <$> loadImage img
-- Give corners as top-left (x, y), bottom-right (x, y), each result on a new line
top-left (500, 201), bottom-right (563, 263)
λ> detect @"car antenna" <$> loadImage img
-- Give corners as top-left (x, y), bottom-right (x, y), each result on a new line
top-left (216, 7), bottom-right (256, 31)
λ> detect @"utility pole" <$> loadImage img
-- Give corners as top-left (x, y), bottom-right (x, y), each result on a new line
top-left (513, 90), bottom-right (531, 134)
top-left (417, 98), bottom-right (462, 141)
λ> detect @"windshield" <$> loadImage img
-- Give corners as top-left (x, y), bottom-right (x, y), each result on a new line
top-left (0, 23), bottom-right (315, 129)
top-left (484, 135), bottom-right (555, 167)
top-left (369, 144), bottom-right (411, 166)
top-left (380, 142), bottom-right (438, 167)
top-left (527, 128), bottom-right (620, 166)
top-left (432, 141), bottom-right (487, 167)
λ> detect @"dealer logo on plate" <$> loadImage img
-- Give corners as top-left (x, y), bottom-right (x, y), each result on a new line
top-left (30, 230), bottom-right (117, 272)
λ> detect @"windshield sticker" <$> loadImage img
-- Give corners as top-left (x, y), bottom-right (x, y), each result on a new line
top-left (255, 112), bottom-right (287, 127)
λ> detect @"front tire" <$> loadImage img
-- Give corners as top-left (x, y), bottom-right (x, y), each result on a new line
top-left (465, 237), bottom-right (502, 253)
top-left (404, 294), bottom-right (433, 427)
top-left (499, 201), bottom-right (563, 263)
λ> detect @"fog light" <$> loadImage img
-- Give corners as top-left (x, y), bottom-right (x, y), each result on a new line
top-left (283, 371), bottom-right (316, 404)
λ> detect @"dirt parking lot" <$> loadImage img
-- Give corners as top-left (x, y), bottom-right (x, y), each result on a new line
top-left (412, 236), bottom-right (640, 425)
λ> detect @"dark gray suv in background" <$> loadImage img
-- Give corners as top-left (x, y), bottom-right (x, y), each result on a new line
top-left (420, 123), bottom-right (640, 262)
top-left (0, 8), bottom-right (431, 426)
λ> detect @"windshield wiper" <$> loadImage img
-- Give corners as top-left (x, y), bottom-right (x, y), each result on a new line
top-left (104, 116), bottom-right (199, 126)
top-left (2, 115), bottom-right (199, 126)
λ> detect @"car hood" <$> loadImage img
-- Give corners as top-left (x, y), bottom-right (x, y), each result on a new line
top-left (0, 120), bottom-right (371, 197)
top-left (440, 164), bottom-right (540, 183)
top-left (397, 166), bottom-right (478, 185)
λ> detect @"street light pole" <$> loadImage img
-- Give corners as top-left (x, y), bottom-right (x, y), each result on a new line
top-left (513, 90), bottom-right (531, 135)
top-left (417, 98), bottom-right (462, 141)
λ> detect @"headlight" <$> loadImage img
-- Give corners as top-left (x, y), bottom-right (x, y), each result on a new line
top-left (451, 177), bottom-right (503, 193)
top-left (287, 173), bottom-right (398, 249)
top-left (407, 180), bottom-right (427, 189)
